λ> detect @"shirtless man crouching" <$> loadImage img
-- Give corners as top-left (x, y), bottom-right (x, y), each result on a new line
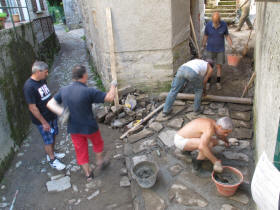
top-left (174, 117), bottom-right (233, 173)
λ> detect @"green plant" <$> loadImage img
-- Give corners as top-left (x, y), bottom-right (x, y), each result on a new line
top-left (0, 12), bottom-right (7, 18)
top-left (81, 35), bottom-right (86, 40)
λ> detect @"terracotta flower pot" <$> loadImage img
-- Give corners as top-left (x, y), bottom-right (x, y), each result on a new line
top-left (227, 54), bottom-right (242, 67)
top-left (212, 166), bottom-right (243, 197)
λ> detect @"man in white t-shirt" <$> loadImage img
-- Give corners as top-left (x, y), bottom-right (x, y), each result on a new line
top-left (236, 0), bottom-right (253, 31)
top-left (163, 59), bottom-right (214, 116)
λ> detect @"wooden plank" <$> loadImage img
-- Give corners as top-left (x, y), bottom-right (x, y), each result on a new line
top-left (159, 93), bottom-right (253, 105)
top-left (106, 8), bottom-right (119, 106)
top-left (241, 72), bottom-right (256, 98)
top-left (120, 103), bottom-right (165, 140)
top-left (190, 15), bottom-right (201, 58)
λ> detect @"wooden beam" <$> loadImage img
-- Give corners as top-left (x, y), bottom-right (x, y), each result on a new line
top-left (241, 72), bottom-right (256, 98)
top-left (159, 93), bottom-right (253, 105)
top-left (106, 8), bottom-right (119, 106)
top-left (190, 15), bottom-right (201, 58)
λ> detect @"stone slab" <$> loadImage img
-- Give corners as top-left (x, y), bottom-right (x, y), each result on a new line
top-left (172, 148), bottom-right (192, 163)
top-left (229, 192), bottom-right (249, 204)
top-left (132, 155), bottom-right (148, 166)
top-left (46, 176), bottom-right (71, 192)
top-left (218, 107), bottom-right (230, 116)
top-left (228, 104), bottom-right (252, 112)
top-left (158, 130), bottom-right (176, 147)
top-left (223, 151), bottom-right (249, 162)
top-left (231, 111), bottom-right (251, 121)
top-left (210, 103), bottom-right (224, 109)
top-left (231, 128), bottom-right (253, 139)
top-left (120, 176), bottom-right (130, 187)
top-left (232, 119), bottom-right (251, 128)
top-left (168, 163), bottom-right (184, 176)
top-left (149, 122), bottom-right (163, 132)
top-left (142, 189), bottom-right (166, 210)
top-left (167, 118), bottom-right (184, 129)
top-left (133, 138), bottom-right (157, 153)
top-left (127, 129), bottom-right (154, 143)
top-left (221, 204), bottom-right (239, 210)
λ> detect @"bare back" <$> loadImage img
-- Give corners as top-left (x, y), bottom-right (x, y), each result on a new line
top-left (177, 118), bottom-right (216, 139)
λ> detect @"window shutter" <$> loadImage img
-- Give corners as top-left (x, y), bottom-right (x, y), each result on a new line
top-left (31, 0), bottom-right (38, 12)
top-left (39, 0), bottom-right (45, 10)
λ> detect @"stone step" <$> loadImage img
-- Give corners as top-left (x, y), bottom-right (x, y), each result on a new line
top-left (205, 8), bottom-right (236, 13)
top-left (205, 13), bottom-right (236, 18)
top-left (218, 1), bottom-right (236, 6)
top-left (205, 16), bottom-right (235, 24)
top-left (206, 5), bottom-right (236, 9)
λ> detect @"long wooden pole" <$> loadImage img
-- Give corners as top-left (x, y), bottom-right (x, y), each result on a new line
top-left (120, 103), bottom-right (165, 139)
top-left (190, 15), bottom-right (201, 58)
top-left (159, 93), bottom-right (253, 105)
top-left (241, 72), bottom-right (256, 98)
top-left (106, 8), bottom-right (119, 106)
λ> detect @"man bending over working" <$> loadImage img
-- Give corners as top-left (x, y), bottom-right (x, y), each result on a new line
top-left (174, 117), bottom-right (233, 173)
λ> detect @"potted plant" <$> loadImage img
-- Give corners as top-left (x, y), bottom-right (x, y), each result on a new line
top-left (0, 12), bottom-right (7, 30)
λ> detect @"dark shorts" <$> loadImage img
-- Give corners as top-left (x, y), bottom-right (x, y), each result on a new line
top-left (36, 119), bottom-right (58, 145)
top-left (206, 51), bottom-right (225, 65)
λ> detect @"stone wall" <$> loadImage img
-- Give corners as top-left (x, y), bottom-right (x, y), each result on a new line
top-left (62, 0), bottom-right (82, 30)
top-left (254, 2), bottom-right (280, 162)
top-left (77, 0), bottom-right (197, 91)
top-left (0, 20), bottom-right (59, 180)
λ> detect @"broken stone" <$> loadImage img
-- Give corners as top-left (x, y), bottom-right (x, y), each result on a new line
top-left (16, 161), bottom-right (22, 168)
top-left (231, 128), bottom-right (253, 139)
top-left (127, 129), bottom-right (154, 143)
top-left (158, 130), bottom-right (176, 147)
top-left (236, 140), bottom-right (250, 150)
top-left (149, 122), bottom-right (163, 132)
top-left (142, 190), bottom-right (166, 210)
top-left (203, 107), bottom-right (216, 115)
top-left (168, 182), bottom-right (208, 207)
top-left (172, 149), bottom-right (192, 163)
top-left (120, 176), bottom-right (130, 187)
top-left (72, 185), bottom-right (78, 192)
top-left (118, 112), bottom-right (126, 119)
top-left (86, 179), bottom-right (102, 189)
top-left (118, 85), bottom-right (136, 98)
top-left (167, 118), bottom-right (184, 129)
top-left (218, 107), bottom-right (229, 116)
top-left (120, 168), bottom-right (128, 176)
top-left (133, 138), bottom-right (157, 153)
top-left (111, 105), bottom-right (123, 114)
top-left (111, 119), bottom-right (128, 128)
top-left (229, 192), bottom-right (249, 204)
top-left (228, 104), bottom-right (252, 112)
top-left (132, 155), bottom-right (148, 166)
top-left (87, 190), bottom-right (100, 200)
top-left (231, 111), bottom-right (251, 121)
top-left (124, 144), bottom-right (133, 156)
top-left (104, 112), bottom-right (115, 124)
top-left (221, 204), bottom-right (239, 210)
top-left (96, 107), bottom-right (108, 122)
top-left (210, 103), bottom-right (224, 109)
top-left (232, 119), bottom-right (251, 128)
top-left (41, 168), bottom-right (47, 173)
top-left (168, 164), bottom-right (184, 176)
top-left (74, 199), bottom-right (81, 205)
top-left (136, 94), bottom-right (149, 102)
top-left (51, 174), bottom-right (65, 180)
top-left (223, 151), bottom-right (249, 162)
top-left (68, 199), bottom-right (76, 205)
top-left (228, 138), bottom-right (239, 146)
top-left (70, 165), bottom-right (80, 172)
top-left (113, 154), bottom-right (124, 159)
top-left (46, 176), bottom-right (71, 192)
top-left (173, 100), bottom-right (185, 106)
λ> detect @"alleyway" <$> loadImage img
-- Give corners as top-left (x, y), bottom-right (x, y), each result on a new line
top-left (0, 25), bottom-right (132, 209)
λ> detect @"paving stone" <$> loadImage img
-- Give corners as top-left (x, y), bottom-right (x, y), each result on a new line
top-left (232, 119), bottom-right (251, 128)
top-left (203, 107), bottom-right (216, 115)
top-left (172, 148), bottom-right (192, 163)
top-left (133, 138), bottom-right (157, 153)
top-left (124, 143), bottom-right (134, 156)
top-left (218, 107), bottom-right (230, 116)
top-left (158, 130), bottom-right (176, 147)
top-left (228, 104), bottom-right (252, 112)
top-left (221, 204), bottom-right (239, 210)
top-left (46, 176), bottom-right (71, 192)
top-left (223, 151), bottom-right (249, 162)
top-left (168, 163), bottom-right (184, 176)
top-left (231, 128), bottom-right (253, 139)
top-left (87, 190), bottom-right (100, 200)
top-left (210, 103), bottom-right (224, 109)
top-left (231, 111), bottom-right (251, 121)
top-left (168, 182), bottom-right (208, 207)
top-left (229, 192), bottom-right (249, 204)
top-left (120, 176), bottom-right (130, 187)
top-left (149, 122), bottom-right (163, 132)
top-left (72, 184), bottom-right (78, 192)
top-left (85, 179), bottom-right (102, 189)
top-left (132, 155), bottom-right (148, 166)
top-left (142, 189), bottom-right (166, 210)
top-left (127, 129), bottom-right (154, 143)
top-left (167, 118), bottom-right (184, 129)
top-left (96, 107), bottom-right (109, 122)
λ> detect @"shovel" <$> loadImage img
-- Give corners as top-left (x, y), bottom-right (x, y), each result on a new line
top-left (242, 19), bottom-right (255, 57)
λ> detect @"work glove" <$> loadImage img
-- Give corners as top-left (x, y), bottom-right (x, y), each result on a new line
top-left (213, 160), bottom-right (223, 173)
top-left (111, 80), bottom-right (117, 87)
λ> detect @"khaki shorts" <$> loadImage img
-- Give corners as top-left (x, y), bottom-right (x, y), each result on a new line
top-left (206, 51), bottom-right (225, 65)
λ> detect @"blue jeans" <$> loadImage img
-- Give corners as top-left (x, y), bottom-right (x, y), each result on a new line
top-left (163, 66), bottom-right (203, 113)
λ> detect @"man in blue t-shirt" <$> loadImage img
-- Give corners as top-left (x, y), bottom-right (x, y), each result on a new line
top-left (47, 65), bottom-right (116, 181)
top-left (202, 12), bottom-right (235, 90)
top-left (23, 61), bottom-right (65, 171)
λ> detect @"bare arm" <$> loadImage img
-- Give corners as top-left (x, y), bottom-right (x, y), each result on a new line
top-left (202, 35), bottom-right (208, 48)
top-left (28, 104), bottom-right (50, 131)
top-left (198, 128), bottom-right (218, 164)
top-left (203, 65), bottom-right (213, 87)
top-left (217, 134), bottom-right (229, 147)
top-left (104, 85), bottom-right (116, 102)
top-left (225, 35), bottom-right (233, 48)
top-left (46, 98), bottom-right (64, 116)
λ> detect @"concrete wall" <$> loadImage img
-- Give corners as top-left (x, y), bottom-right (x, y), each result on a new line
top-left (254, 2), bottom-right (280, 162)
top-left (0, 20), bottom-right (59, 180)
top-left (191, 0), bottom-right (205, 45)
top-left (63, 0), bottom-right (82, 30)
top-left (78, 0), bottom-right (195, 91)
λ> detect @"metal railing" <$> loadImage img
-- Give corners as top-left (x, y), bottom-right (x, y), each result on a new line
top-left (32, 16), bottom-right (55, 43)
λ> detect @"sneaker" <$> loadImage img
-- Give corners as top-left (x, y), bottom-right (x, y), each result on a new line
top-left (46, 152), bottom-right (65, 162)
top-left (206, 83), bottom-right (210, 91)
top-left (216, 83), bottom-right (222, 90)
top-left (49, 158), bottom-right (66, 171)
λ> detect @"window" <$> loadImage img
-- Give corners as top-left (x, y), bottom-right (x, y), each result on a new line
top-left (31, 0), bottom-right (45, 13)
top-left (274, 118), bottom-right (280, 170)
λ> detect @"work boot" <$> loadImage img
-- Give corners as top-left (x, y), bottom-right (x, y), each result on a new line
top-left (216, 83), bottom-right (222, 90)
top-left (162, 109), bottom-right (172, 117)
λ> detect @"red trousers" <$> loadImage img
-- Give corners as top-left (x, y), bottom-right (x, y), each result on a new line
top-left (71, 130), bottom-right (104, 165)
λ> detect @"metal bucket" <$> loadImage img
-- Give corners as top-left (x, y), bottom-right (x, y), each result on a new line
top-left (131, 161), bottom-right (159, 189)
